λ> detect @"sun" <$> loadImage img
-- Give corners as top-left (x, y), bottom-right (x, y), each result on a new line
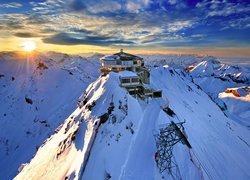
top-left (21, 42), bottom-right (36, 52)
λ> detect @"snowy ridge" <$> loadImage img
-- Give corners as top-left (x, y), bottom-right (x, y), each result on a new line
top-left (15, 67), bottom-right (250, 180)
top-left (0, 52), bottom-right (99, 179)
top-left (188, 57), bottom-right (250, 126)
top-left (190, 56), bottom-right (250, 84)
top-left (15, 73), bottom-right (140, 179)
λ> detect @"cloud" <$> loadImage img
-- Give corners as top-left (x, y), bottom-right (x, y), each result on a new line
top-left (39, 28), bottom-right (60, 34)
top-left (167, 20), bottom-right (193, 32)
top-left (190, 34), bottom-right (206, 39)
top-left (14, 32), bottom-right (42, 38)
top-left (0, 0), bottom-right (249, 50)
top-left (208, 5), bottom-right (250, 17)
top-left (70, 28), bottom-right (92, 34)
top-left (26, 15), bottom-right (49, 25)
top-left (196, 0), bottom-right (250, 17)
top-left (43, 33), bottom-right (135, 46)
top-left (0, 14), bottom-right (26, 30)
top-left (141, 33), bottom-right (184, 45)
top-left (126, 0), bottom-right (150, 13)
top-left (86, 0), bottom-right (121, 14)
top-left (0, 13), bottom-right (50, 32)
top-left (67, 0), bottom-right (86, 12)
top-left (168, 0), bottom-right (177, 5)
top-left (0, 2), bottom-right (22, 9)
top-left (221, 17), bottom-right (250, 30)
top-left (126, 2), bottom-right (139, 13)
top-left (30, 0), bottom-right (65, 14)
top-left (62, 0), bottom-right (151, 14)
top-left (4, 22), bottom-right (24, 30)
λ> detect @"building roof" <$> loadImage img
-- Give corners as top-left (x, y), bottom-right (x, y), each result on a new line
top-left (119, 71), bottom-right (139, 78)
top-left (114, 52), bottom-right (142, 61)
top-left (100, 55), bottom-right (119, 61)
top-left (101, 49), bottom-right (143, 61)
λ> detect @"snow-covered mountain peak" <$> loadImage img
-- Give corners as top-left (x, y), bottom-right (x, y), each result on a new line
top-left (15, 65), bottom-right (250, 180)
top-left (1, 52), bottom-right (250, 180)
top-left (15, 72), bottom-right (143, 179)
top-left (202, 56), bottom-right (221, 64)
top-left (190, 57), bottom-right (223, 76)
top-left (190, 57), bottom-right (250, 85)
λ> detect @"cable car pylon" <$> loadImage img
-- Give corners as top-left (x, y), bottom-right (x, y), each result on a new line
top-left (153, 121), bottom-right (191, 179)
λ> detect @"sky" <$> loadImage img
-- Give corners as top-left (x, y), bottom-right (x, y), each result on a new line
top-left (0, 0), bottom-right (250, 56)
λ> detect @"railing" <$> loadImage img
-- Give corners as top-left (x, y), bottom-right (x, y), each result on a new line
top-left (103, 64), bottom-right (141, 68)
top-left (121, 82), bottom-right (141, 87)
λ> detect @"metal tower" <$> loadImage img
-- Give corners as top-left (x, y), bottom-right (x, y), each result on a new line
top-left (153, 121), bottom-right (191, 179)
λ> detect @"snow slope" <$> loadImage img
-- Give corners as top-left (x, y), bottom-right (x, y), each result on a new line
top-left (219, 87), bottom-right (250, 127)
top-left (16, 66), bottom-right (250, 180)
top-left (150, 67), bottom-right (250, 179)
top-left (0, 52), bottom-right (99, 179)
top-left (189, 56), bottom-right (250, 126)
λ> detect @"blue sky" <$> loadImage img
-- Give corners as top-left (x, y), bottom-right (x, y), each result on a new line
top-left (0, 0), bottom-right (250, 55)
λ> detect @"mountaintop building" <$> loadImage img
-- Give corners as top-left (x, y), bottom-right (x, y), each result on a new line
top-left (99, 49), bottom-right (161, 98)
top-left (99, 49), bottom-right (144, 72)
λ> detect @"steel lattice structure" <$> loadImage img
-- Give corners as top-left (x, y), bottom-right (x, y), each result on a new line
top-left (153, 121), bottom-right (191, 180)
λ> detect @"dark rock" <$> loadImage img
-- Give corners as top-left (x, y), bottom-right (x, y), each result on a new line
top-left (25, 97), bottom-right (33, 104)
top-left (37, 62), bottom-right (48, 70)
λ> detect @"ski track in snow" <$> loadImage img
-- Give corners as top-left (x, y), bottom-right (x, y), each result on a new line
top-left (119, 101), bottom-right (160, 180)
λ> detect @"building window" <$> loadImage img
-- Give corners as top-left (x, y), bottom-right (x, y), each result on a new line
top-left (122, 61), bottom-right (133, 66)
top-left (121, 79), bottom-right (130, 83)
top-left (131, 78), bottom-right (139, 83)
top-left (105, 61), bottom-right (116, 65)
